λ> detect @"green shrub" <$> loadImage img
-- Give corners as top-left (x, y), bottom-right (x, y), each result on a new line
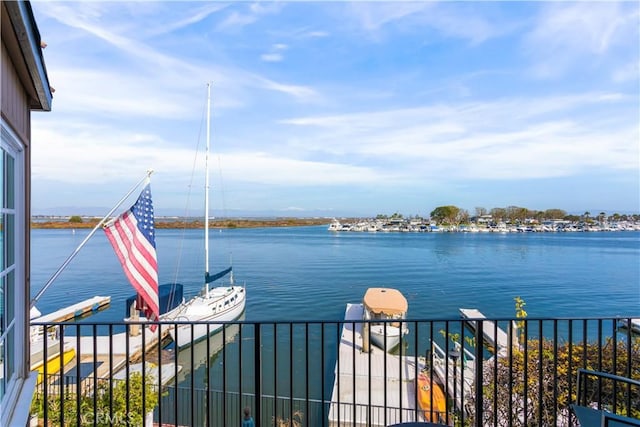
top-left (31, 372), bottom-right (159, 426)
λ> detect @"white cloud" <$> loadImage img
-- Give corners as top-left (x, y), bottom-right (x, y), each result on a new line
top-left (346, 2), bottom-right (509, 45)
top-left (255, 78), bottom-right (319, 101)
top-left (306, 31), bottom-right (329, 38)
top-left (261, 53), bottom-right (283, 62)
top-left (31, 123), bottom-right (197, 184)
top-left (47, 68), bottom-right (195, 119)
top-left (525, 2), bottom-right (639, 78)
top-left (144, 3), bottom-right (229, 37)
top-left (28, 2), bottom-right (639, 214)
top-left (261, 44), bottom-right (288, 62)
top-left (216, 2), bottom-right (283, 32)
top-left (278, 92), bottom-right (638, 181)
top-left (613, 60), bottom-right (640, 83)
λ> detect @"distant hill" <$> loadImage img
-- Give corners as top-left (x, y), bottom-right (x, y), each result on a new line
top-left (31, 217), bottom-right (333, 229)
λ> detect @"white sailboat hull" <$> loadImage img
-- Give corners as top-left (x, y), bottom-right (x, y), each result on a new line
top-left (165, 286), bottom-right (246, 349)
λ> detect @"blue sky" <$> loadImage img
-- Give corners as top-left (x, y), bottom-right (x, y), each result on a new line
top-left (30, 1), bottom-right (639, 217)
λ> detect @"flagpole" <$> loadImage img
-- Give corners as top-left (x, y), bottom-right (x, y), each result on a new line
top-left (30, 170), bottom-right (154, 307)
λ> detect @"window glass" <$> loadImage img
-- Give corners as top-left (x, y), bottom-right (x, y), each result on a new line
top-left (4, 154), bottom-right (13, 210)
top-left (0, 151), bottom-right (3, 207)
top-left (4, 271), bottom-right (14, 380)
top-left (4, 214), bottom-right (13, 267)
top-left (0, 274), bottom-right (4, 401)
top-left (0, 154), bottom-right (3, 271)
top-left (0, 213), bottom-right (3, 274)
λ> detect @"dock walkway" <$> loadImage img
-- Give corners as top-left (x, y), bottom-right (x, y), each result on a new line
top-left (64, 326), bottom-right (172, 378)
top-left (328, 303), bottom-right (424, 427)
top-left (430, 340), bottom-right (475, 413)
top-left (459, 308), bottom-right (515, 357)
top-left (33, 296), bottom-right (111, 323)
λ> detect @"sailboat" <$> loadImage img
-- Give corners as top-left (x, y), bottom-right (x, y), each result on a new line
top-left (163, 83), bottom-right (246, 349)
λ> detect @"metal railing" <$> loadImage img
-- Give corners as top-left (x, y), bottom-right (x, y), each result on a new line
top-left (29, 317), bottom-right (640, 426)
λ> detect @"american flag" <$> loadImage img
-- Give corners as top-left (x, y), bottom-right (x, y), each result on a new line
top-left (103, 183), bottom-right (159, 329)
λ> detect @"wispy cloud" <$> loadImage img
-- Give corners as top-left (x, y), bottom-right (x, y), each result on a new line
top-left (261, 53), bottom-right (283, 62)
top-left (346, 2), bottom-right (511, 44)
top-left (261, 43), bottom-right (288, 62)
top-left (306, 31), bottom-right (329, 38)
top-left (613, 60), bottom-right (640, 83)
top-left (280, 92), bottom-right (637, 182)
top-left (524, 2), bottom-right (639, 78)
top-left (144, 3), bottom-right (229, 37)
top-left (29, 1), bottom-right (639, 214)
top-left (216, 2), bottom-right (283, 32)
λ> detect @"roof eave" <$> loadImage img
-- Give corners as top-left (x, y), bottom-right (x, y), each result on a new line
top-left (6, 1), bottom-right (52, 111)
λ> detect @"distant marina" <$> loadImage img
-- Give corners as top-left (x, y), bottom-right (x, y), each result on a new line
top-left (327, 217), bottom-right (640, 233)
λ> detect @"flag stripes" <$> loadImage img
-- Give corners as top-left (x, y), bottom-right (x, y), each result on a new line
top-left (103, 184), bottom-right (159, 327)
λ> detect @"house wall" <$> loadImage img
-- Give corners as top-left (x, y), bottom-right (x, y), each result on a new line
top-left (1, 39), bottom-right (31, 143)
top-left (1, 0), bottom-right (35, 386)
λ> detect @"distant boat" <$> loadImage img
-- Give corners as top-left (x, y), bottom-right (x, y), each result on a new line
top-left (362, 287), bottom-right (409, 351)
top-left (328, 219), bottom-right (341, 232)
top-left (417, 370), bottom-right (447, 423)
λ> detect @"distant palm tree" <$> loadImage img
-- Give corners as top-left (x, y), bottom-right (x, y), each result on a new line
top-left (599, 212), bottom-right (606, 224)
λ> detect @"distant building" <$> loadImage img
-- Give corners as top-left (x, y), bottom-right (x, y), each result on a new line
top-left (1, 1), bottom-right (53, 424)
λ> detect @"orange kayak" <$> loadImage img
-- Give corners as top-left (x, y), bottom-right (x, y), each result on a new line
top-left (417, 371), bottom-right (447, 423)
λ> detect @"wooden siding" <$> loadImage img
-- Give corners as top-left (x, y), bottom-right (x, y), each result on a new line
top-left (1, 39), bottom-right (31, 144)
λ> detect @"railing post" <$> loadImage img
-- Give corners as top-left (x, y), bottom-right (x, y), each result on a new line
top-left (255, 322), bottom-right (261, 427)
top-left (475, 320), bottom-right (484, 427)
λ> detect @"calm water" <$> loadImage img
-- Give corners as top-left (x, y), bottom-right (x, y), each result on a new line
top-left (30, 227), bottom-right (640, 425)
top-left (31, 226), bottom-right (640, 322)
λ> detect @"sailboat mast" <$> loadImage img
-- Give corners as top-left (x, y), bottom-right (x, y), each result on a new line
top-left (205, 83), bottom-right (211, 296)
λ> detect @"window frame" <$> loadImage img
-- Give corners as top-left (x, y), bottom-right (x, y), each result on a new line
top-left (0, 119), bottom-right (27, 425)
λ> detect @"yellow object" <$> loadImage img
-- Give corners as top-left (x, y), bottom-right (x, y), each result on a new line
top-left (417, 371), bottom-right (447, 423)
top-left (32, 347), bottom-right (76, 385)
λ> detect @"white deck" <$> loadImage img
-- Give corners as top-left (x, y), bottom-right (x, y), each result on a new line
top-left (459, 308), bottom-right (515, 356)
top-left (430, 341), bottom-right (475, 412)
top-left (113, 361), bottom-right (181, 387)
top-left (33, 296), bottom-right (111, 323)
top-left (619, 318), bottom-right (640, 334)
top-left (328, 303), bottom-right (425, 427)
top-left (62, 325), bottom-right (172, 384)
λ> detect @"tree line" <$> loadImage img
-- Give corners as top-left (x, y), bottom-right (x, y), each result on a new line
top-left (376, 207), bottom-right (640, 226)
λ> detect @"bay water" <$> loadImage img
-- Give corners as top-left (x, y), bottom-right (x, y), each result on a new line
top-left (32, 226), bottom-right (640, 322)
top-left (30, 227), bottom-right (640, 425)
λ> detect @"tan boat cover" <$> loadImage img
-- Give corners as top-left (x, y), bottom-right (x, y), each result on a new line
top-left (363, 288), bottom-right (408, 316)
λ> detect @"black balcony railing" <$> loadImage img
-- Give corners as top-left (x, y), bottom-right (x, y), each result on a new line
top-left (29, 317), bottom-right (639, 426)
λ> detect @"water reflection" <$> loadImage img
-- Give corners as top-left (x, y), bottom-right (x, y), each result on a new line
top-left (175, 313), bottom-right (244, 383)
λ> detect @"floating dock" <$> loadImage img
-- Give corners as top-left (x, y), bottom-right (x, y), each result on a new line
top-left (430, 340), bottom-right (475, 413)
top-left (33, 296), bottom-right (111, 323)
top-left (64, 325), bottom-right (172, 380)
top-left (328, 303), bottom-right (424, 427)
top-left (618, 318), bottom-right (640, 334)
top-left (32, 298), bottom-right (179, 396)
top-left (459, 308), bottom-right (516, 356)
